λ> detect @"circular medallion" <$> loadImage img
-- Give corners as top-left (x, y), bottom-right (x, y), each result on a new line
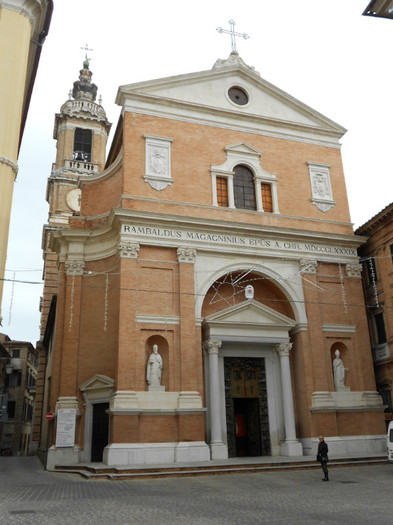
top-left (66, 188), bottom-right (82, 212)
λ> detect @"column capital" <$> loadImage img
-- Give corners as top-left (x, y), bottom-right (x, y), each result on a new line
top-left (274, 342), bottom-right (293, 358)
top-left (346, 263), bottom-right (362, 278)
top-left (203, 340), bottom-right (222, 355)
top-left (65, 259), bottom-right (85, 276)
top-left (299, 259), bottom-right (317, 274)
top-left (177, 246), bottom-right (197, 263)
top-left (117, 241), bottom-right (140, 259)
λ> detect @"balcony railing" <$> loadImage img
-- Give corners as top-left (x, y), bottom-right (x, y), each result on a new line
top-left (64, 159), bottom-right (99, 173)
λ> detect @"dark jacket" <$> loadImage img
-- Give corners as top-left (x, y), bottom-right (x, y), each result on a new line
top-left (317, 440), bottom-right (329, 462)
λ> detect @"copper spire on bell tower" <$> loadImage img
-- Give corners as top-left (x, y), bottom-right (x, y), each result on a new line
top-left (72, 44), bottom-right (97, 101)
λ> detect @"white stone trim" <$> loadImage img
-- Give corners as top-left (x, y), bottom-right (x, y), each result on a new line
top-left (136, 315), bottom-right (180, 325)
top-left (322, 324), bottom-right (356, 333)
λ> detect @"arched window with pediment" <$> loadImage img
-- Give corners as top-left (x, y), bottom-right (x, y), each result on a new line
top-left (233, 165), bottom-right (256, 210)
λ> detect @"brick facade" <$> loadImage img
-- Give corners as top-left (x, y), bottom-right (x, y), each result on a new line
top-left (40, 53), bottom-right (386, 468)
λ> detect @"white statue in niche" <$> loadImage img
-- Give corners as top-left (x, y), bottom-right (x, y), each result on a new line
top-left (332, 349), bottom-right (350, 391)
top-left (146, 344), bottom-right (164, 391)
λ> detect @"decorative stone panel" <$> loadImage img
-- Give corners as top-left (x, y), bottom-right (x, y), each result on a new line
top-left (143, 134), bottom-right (173, 190)
top-left (307, 161), bottom-right (335, 212)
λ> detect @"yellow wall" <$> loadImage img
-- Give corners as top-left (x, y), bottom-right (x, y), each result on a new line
top-left (0, 7), bottom-right (33, 320)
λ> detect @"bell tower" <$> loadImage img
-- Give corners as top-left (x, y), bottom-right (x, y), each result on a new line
top-left (42, 58), bottom-right (111, 320)
top-left (33, 59), bottom-right (111, 457)
top-left (48, 58), bottom-right (111, 223)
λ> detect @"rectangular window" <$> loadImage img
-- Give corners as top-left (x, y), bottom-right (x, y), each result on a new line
top-left (7, 400), bottom-right (16, 419)
top-left (390, 244), bottom-right (393, 264)
top-left (8, 370), bottom-right (22, 387)
top-left (12, 349), bottom-right (20, 358)
top-left (375, 312), bottom-right (387, 344)
top-left (261, 183), bottom-right (273, 213)
top-left (216, 177), bottom-right (229, 207)
top-left (73, 128), bottom-right (92, 162)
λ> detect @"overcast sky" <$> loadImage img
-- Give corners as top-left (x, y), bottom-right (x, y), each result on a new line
top-left (1, 0), bottom-right (392, 344)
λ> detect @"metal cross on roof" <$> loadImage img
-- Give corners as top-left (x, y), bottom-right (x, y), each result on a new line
top-left (81, 43), bottom-right (93, 61)
top-left (216, 19), bottom-right (249, 52)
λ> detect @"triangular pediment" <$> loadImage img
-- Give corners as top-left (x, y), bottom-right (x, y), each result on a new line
top-left (225, 142), bottom-right (262, 157)
top-left (206, 299), bottom-right (295, 327)
top-left (80, 374), bottom-right (115, 392)
top-left (116, 52), bottom-right (346, 145)
top-left (203, 300), bottom-right (296, 342)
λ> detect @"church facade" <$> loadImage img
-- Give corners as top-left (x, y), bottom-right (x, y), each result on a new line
top-left (41, 53), bottom-right (385, 469)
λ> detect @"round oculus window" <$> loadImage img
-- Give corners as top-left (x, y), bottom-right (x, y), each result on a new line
top-left (228, 86), bottom-right (249, 106)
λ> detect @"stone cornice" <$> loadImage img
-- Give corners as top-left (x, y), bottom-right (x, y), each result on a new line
top-left (0, 1), bottom-right (44, 26)
top-left (0, 155), bottom-right (18, 177)
top-left (119, 94), bottom-right (343, 149)
top-left (49, 206), bottom-right (365, 266)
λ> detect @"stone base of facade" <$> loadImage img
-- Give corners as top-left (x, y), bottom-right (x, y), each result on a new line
top-left (46, 445), bottom-right (81, 470)
top-left (280, 440), bottom-right (303, 456)
top-left (210, 441), bottom-right (229, 460)
top-left (103, 441), bottom-right (211, 466)
top-left (300, 435), bottom-right (386, 457)
top-left (311, 391), bottom-right (384, 410)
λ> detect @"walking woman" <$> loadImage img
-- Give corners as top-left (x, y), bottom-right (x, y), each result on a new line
top-left (317, 436), bottom-right (329, 481)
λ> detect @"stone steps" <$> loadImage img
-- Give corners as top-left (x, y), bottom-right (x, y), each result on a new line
top-left (54, 456), bottom-right (387, 480)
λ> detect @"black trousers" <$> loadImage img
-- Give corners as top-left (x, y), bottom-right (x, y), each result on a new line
top-left (321, 460), bottom-right (328, 478)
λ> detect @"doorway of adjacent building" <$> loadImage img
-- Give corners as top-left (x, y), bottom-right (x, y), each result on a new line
top-left (224, 357), bottom-right (270, 458)
top-left (91, 402), bottom-right (109, 462)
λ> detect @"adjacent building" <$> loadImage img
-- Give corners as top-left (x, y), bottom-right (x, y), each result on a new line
top-left (38, 52), bottom-right (386, 469)
top-left (0, 334), bottom-right (38, 455)
top-left (356, 203), bottom-right (393, 424)
top-left (0, 0), bottom-right (52, 324)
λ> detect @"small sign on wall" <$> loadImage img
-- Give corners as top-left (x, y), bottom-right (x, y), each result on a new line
top-left (55, 408), bottom-right (76, 447)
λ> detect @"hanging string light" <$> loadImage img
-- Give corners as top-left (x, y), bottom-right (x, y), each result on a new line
top-left (68, 274), bottom-right (75, 332)
top-left (368, 257), bottom-right (380, 308)
top-left (103, 273), bottom-right (109, 332)
top-left (338, 263), bottom-right (348, 313)
top-left (8, 272), bottom-right (16, 326)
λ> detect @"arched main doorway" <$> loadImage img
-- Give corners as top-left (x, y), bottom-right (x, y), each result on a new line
top-left (201, 269), bottom-right (303, 459)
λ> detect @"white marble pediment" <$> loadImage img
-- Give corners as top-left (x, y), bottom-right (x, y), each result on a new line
top-left (203, 299), bottom-right (295, 341)
top-left (116, 53), bottom-right (346, 145)
top-left (80, 374), bottom-right (115, 392)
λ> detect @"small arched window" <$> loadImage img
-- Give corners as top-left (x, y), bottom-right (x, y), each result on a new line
top-left (233, 165), bottom-right (256, 210)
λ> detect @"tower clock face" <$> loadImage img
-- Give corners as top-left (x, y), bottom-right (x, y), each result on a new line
top-left (66, 188), bottom-right (82, 212)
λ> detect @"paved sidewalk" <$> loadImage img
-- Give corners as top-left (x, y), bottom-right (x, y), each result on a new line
top-left (1, 456), bottom-right (393, 525)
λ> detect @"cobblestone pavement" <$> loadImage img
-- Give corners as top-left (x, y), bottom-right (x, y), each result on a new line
top-left (1, 457), bottom-right (393, 525)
